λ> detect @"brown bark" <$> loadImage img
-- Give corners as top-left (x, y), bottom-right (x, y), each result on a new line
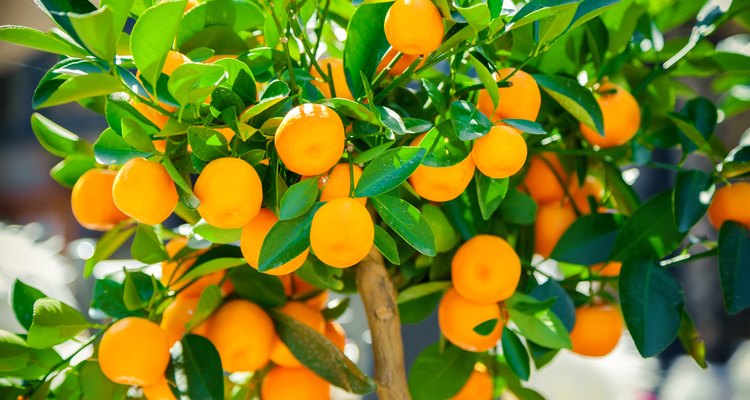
top-left (356, 247), bottom-right (411, 400)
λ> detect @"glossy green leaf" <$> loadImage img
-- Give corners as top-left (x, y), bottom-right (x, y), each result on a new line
top-left (568, 0), bottom-right (620, 31)
top-left (535, 1), bottom-right (578, 45)
top-left (343, 2), bottom-right (391, 99)
top-left (372, 195), bottom-right (436, 256)
top-left (259, 204), bottom-right (322, 272)
top-left (0, 330), bottom-right (30, 372)
top-left (508, 294), bottom-right (571, 349)
top-left (33, 74), bottom-right (123, 109)
top-left (612, 191), bottom-right (686, 261)
top-left (421, 204), bottom-right (459, 253)
top-left (27, 298), bottom-right (90, 349)
top-left (533, 74), bottom-right (604, 135)
top-left (475, 172), bottom-right (509, 220)
top-left (551, 213), bottom-right (622, 265)
top-left (193, 219), bottom-right (242, 244)
top-left (170, 335), bottom-right (224, 400)
top-left (123, 270), bottom-right (158, 310)
top-left (473, 318), bottom-right (499, 335)
top-left (672, 169), bottom-right (714, 233)
top-left (450, 100), bottom-right (493, 141)
top-left (30, 113), bottom-right (92, 158)
top-left (408, 343), bottom-right (475, 400)
top-left (130, 0), bottom-right (187, 86)
top-left (373, 225), bottom-right (400, 265)
top-left (501, 119), bottom-right (547, 135)
top-left (69, 7), bottom-right (117, 61)
top-left (85, 224), bottom-right (136, 278)
top-left (94, 128), bottom-right (152, 165)
top-left (90, 279), bottom-right (134, 319)
top-left (397, 281), bottom-right (451, 304)
top-left (355, 147), bottom-right (425, 197)
top-left (318, 98), bottom-right (380, 125)
top-left (12, 280), bottom-right (47, 331)
top-left (0, 26), bottom-right (87, 57)
top-left (399, 290), bottom-right (443, 324)
top-left (417, 120), bottom-right (471, 167)
top-left (677, 312), bottom-right (707, 368)
top-left (187, 127), bottom-right (230, 162)
top-left (178, 258), bottom-right (247, 283)
top-left (169, 63), bottom-right (226, 106)
top-left (718, 221), bottom-right (750, 315)
top-left (279, 178), bottom-right (319, 220)
top-left (499, 190), bottom-right (537, 225)
top-left (49, 154), bottom-right (95, 189)
top-left (131, 224), bottom-right (168, 264)
top-left (32, 0), bottom-right (97, 44)
top-left (529, 279), bottom-right (576, 332)
top-left (229, 267), bottom-right (287, 308)
top-left (502, 329), bottom-right (530, 381)
top-left (505, 0), bottom-right (580, 32)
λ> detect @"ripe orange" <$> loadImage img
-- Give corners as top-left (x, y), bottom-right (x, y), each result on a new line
top-left (471, 125), bottom-right (528, 179)
top-left (270, 302), bottom-right (326, 367)
top-left (477, 69), bottom-right (541, 122)
top-left (409, 134), bottom-right (476, 202)
top-left (275, 104), bottom-right (345, 176)
top-left (310, 198), bottom-right (374, 268)
top-left (160, 296), bottom-right (210, 347)
top-left (130, 100), bottom-right (169, 130)
top-left (592, 261), bottom-right (622, 277)
top-left (142, 378), bottom-right (176, 400)
top-left (384, 0), bottom-right (444, 55)
top-left (112, 158), bottom-right (178, 225)
top-left (569, 304), bottom-right (623, 357)
top-left (452, 235), bottom-right (521, 304)
top-left (260, 366), bottom-right (330, 400)
top-left (375, 48), bottom-right (426, 76)
top-left (707, 182), bottom-right (750, 229)
top-left (194, 157), bottom-right (263, 229)
top-left (98, 317), bottom-right (170, 386)
top-left (214, 127), bottom-right (235, 144)
top-left (320, 163), bottom-right (365, 205)
top-left (240, 208), bottom-right (309, 275)
top-left (567, 176), bottom-right (604, 214)
top-left (204, 300), bottom-right (276, 372)
top-left (310, 57), bottom-right (353, 100)
top-left (71, 169), bottom-right (129, 230)
top-left (580, 83), bottom-right (641, 148)
top-left (451, 365), bottom-right (493, 400)
top-left (161, 51), bottom-right (190, 76)
top-left (534, 203), bottom-right (576, 258)
top-left (281, 274), bottom-right (330, 310)
top-left (160, 237), bottom-right (229, 298)
top-left (325, 321), bottom-right (346, 351)
top-left (523, 153), bottom-right (567, 205)
top-left (184, 0), bottom-right (199, 13)
top-left (438, 288), bottom-right (503, 352)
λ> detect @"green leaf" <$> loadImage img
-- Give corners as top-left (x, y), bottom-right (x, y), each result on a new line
top-left (418, 120), bottom-right (471, 167)
top-left (399, 290), bottom-right (443, 324)
top-left (551, 213), bottom-right (622, 265)
top-left (270, 310), bottom-right (376, 394)
top-left (279, 178), bottom-right (319, 220)
top-left (508, 294), bottom-right (571, 349)
top-left (168, 63), bottom-right (226, 106)
top-left (130, 0), bottom-right (187, 86)
top-left (499, 190), bottom-right (537, 225)
top-left (535, 1), bottom-right (578, 45)
top-left (33, 73), bottom-right (123, 109)
top-left (163, 157), bottom-right (201, 209)
top-left (612, 191), bottom-right (686, 261)
top-left (677, 312), bottom-right (707, 368)
top-left (473, 318), bottom-right (499, 335)
top-left (397, 281), bottom-right (451, 304)
top-left (355, 147), bottom-right (425, 197)
top-left (50, 154), bottom-right (97, 188)
top-left (343, 2), bottom-right (391, 99)
top-left (475, 172), bottom-right (509, 220)
top-left (12, 280), bottom-right (47, 331)
top-left (69, 7), bottom-right (117, 61)
top-left (121, 119), bottom-right (157, 153)
top-left (319, 98), bottom-right (379, 125)
top-left (620, 256), bottom-right (685, 357)
top-left (101, 0), bottom-right (136, 36)
top-left (501, 119), bottom-right (547, 135)
top-left (178, 257), bottom-right (247, 283)
top-left (604, 161), bottom-right (640, 216)
top-left (372, 196), bottom-right (436, 256)
top-left (450, 100), bottom-right (493, 141)
top-left (421, 78), bottom-right (447, 115)
top-left (187, 127), bottom-right (230, 162)
top-left (0, 330), bottom-right (30, 372)
top-left (407, 343), bottom-right (475, 400)
top-left (79, 359), bottom-right (127, 399)
top-left (456, 3), bottom-right (491, 31)
top-left (533, 74), bottom-right (604, 135)
top-left (27, 298), bottom-right (90, 349)
top-left (296, 258), bottom-right (345, 291)
top-left (376, 106), bottom-right (408, 135)
top-left (123, 270), bottom-right (157, 310)
top-left (567, 0), bottom-right (620, 31)
top-left (353, 141), bottom-right (394, 164)
top-left (85, 224), bottom-right (136, 278)
top-left (131, 224), bottom-right (168, 264)
top-left (193, 219), bottom-right (242, 244)
top-left (8, 346), bottom-right (62, 380)
top-left (169, 335), bottom-right (224, 400)
top-left (0, 26), bottom-right (87, 57)
top-left (672, 169), bottom-right (714, 233)
top-left (502, 329), bottom-right (531, 381)
top-left (719, 145), bottom-right (750, 179)
top-left (505, 0), bottom-right (580, 32)
top-left (718, 221), bottom-right (750, 315)
top-left (186, 285), bottom-right (223, 330)
top-left (94, 128), bottom-right (152, 165)
top-left (259, 204), bottom-right (322, 272)
top-left (373, 225), bottom-right (400, 265)
top-left (32, 0), bottom-right (97, 44)
top-left (229, 267), bottom-right (287, 308)
top-left (421, 204), bottom-right (459, 253)
top-left (669, 112), bottom-right (725, 162)
top-left (529, 279), bottom-right (576, 331)
top-left (90, 279), bottom-right (134, 319)
top-left (30, 113), bottom-right (91, 158)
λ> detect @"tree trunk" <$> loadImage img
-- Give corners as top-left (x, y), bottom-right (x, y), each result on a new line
top-left (356, 247), bottom-right (411, 400)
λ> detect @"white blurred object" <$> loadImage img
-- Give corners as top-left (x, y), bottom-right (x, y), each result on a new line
top-left (527, 333), bottom-right (659, 400)
top-left (660, 357), bottom-right (728, 400)
top-left (0, 223), bottom-right (79, 332)
top-left (729, 341), bottom-right (750, 399)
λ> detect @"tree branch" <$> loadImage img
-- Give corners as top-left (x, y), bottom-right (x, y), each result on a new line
top-left (356, 247), bottom-right (411, 400)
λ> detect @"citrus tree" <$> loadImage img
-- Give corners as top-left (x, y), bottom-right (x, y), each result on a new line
top-left (2, 0), bottom-right (750, 399)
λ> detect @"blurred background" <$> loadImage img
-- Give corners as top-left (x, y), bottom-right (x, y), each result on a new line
top-left (1, 1), bottom-right (750, 399)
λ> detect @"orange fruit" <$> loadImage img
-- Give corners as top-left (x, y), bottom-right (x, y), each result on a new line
top-left (310, 57), bottom-right (353, 100)
top-left (570, 304), bottom-right (623, 357)
top-left (580, 83), bottom-right (641, 148)
top-left (204, 300), bottom-right (275, 372)
top-left (98, 317), bottom-right (170, 386)
top-left (160, 296), bottom-right (210, 347)
top-left (471, 125), bottom-right (528, 179)
top-left (214, 127), bottom-right (235, 143)
top-left (161, 51), bottom-right (190, 76)
top-left (194, 157), bottom-right (263, 229)
top-left (240, 208), bottom-right (309, 275)
top-left (523, 153), bottom-right (567, 205)
top-left (384, 0), bottom-right (444, 55)
top-left (184, 0), bottom-right (199, 12)
top-left (438, 288), bottom-right (503, 352)
top-left (270, 302), bottom-right (326, 367)
top-left (282, 274), bottom-right (329, 310)
top-left (451, 365), bottom-right (493, 400)
top-left (375, 48), bottom-right (426, 76)
top-left (451, 235), bottom-right (521, 304)
top-left (567, 176), bottom-right (604, 214)
top-left (71, 169), bottom-right (129, 230)
top-left (142, 378), bottom-right (176, 400)
top-left (592, 261), bottom-right (622, 277)
top-left (131, 100), bottom-right (169, 130)
top-left (160, 237), bottom-right (228, 298)
top-left (534, 203), bottom-right (576, 258)
top-left (112, 158), bottom-right (178, 225)
top-left (275, 104), bottom-right (345, 176)
top-left (325, 321), bottom-right (346, 351)
top-left (477, 69), bottom-right (541, 122)
top-left (260, 366), bottom-right (330, 400)
top-left (310, 198), bottom-right (374, 268)
top-left (409, 134), bottom-right (476, 202)
top-left (320, 163), bottom-right (365, 205)
top-left (707, 182), bottom-right (750, 230)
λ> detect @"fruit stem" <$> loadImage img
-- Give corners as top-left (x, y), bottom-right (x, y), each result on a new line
top-left (356, 247), bottom-right (411, 400)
